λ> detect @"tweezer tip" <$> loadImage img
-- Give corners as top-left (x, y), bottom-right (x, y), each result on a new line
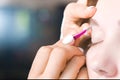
top-left (86, 26), bottom-right (92, 30)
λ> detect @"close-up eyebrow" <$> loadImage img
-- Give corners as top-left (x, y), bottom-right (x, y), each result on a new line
top-left (90, 19), bottom-right (99, 26)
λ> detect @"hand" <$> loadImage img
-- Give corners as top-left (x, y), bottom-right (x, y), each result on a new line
top-left (28, 0), bottom-right (96, 79)
top-left (28, 41), bottom-right (86, 79)
top-left (61, 0), bottom-right (96, 46)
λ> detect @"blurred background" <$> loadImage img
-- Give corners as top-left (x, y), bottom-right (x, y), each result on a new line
top-left (0, 0), bottom-right (76, 79)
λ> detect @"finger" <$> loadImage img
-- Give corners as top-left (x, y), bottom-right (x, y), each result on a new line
top-left (42, 47), bottom-right (67, 78)
top-left (77, 67), bottom-right (89, 79)
top-left (61, 23), bottom-right (91, 46)
top-left (55, 41), bottom-right (84, 58)
top-left (60, 56), bottom-right (85, 79)
top-left (42, 45), bottom-right (84, 78)
top-left (77, 0), bottom-right (88, 5)
top-left (74, 23), bottom-right (91, 46)
top-left (28, 46), bottom-right (53, 78)
top-left (63, 3), bottom-right (96, 22)
top-left (60, 21), bottom-right (79, 39)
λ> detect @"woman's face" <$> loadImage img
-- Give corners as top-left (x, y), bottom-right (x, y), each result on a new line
top-left (87, 0), bottom-right (120, 78)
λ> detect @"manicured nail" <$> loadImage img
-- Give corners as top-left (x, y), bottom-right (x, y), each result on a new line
top-left (82, 26), bottom-right (89, 36)
top-left (78, 47), bottom-right (84, 53)
top-left (62, 35), bottom-right (74, 44)
top-left (87, 6), bottom-right (95, 11)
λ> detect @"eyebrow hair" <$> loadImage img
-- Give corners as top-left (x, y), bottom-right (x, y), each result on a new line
top-left (90, 19), bottom-right (99, 26)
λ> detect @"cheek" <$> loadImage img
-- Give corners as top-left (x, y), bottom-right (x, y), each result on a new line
top-left (86, 47), bottom-right (96, 65)
top-left (86, 43), bottom-right (120, 64)
top-left (86, 42), bottom-right (120, 73)
top-left (86, 47), bottom-right (120, 78)
top-left (91, 26), bottom-right (105, 43)
top-left (86, 46), bottom-right (97, 72)
top-left (86, 42), bottom-right (112, 69)
top-left (86, 47), bottom-right (97, 77)
top-left (86, 43), bottom-right (104, 62)
top-left (86, 48), bottom-right (93, 60)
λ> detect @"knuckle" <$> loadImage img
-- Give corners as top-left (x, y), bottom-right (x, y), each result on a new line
top-left (40, 46), bottom-right (49, 50)
top-left (66, 2), bottom-right (75, 9)
top-left (64, 2), bottom-right (75, 16)
top-left (73, 56), bottom-right (85, 63)
top-left (38, 46), bottom-right (51, 53)
top-left (52, 47), bottom-right (67, 57)
top-left (53, 47), bottom-right (66, 53)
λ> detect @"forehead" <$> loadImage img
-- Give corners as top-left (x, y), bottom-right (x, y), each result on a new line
top-left (91, 0), bottom-right (120, 29)
top-left (93, 0), bottom-right (120, 21)
top-left (96, 0), bottom-right (120, 14)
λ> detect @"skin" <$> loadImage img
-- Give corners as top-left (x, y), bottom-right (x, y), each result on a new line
top-left (87, 0), bottom-right (120, 79)
top-left (28, 0), bottom-right (96, 79)
top-left (28, 0), bottom-right (120, 79)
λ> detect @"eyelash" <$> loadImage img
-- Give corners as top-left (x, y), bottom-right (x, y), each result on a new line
top-left (89, 43), bottom-right (98, 47)
top-left (89, 41), bottom-right (103, 47)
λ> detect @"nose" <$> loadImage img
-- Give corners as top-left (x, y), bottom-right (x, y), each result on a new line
top-left (93, 60), bottom-right (117, 77)
top-left (92, 56), bottom-right (117, 77)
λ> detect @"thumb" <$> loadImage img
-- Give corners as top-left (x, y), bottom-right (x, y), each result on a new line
top-left (77, 0), bottom-right (88, 5)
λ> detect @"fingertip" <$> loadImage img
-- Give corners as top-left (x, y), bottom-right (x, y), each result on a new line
top-left (87, 6), bottom-right (95, 10)
top-left (87, 6), bottom-right (97, 17)
top-left (76, 6), bottom-right (96, 19)
top-left (82, 24), bottom-right (92, 36)
top-left (77, 0), bottom-right (88, 5)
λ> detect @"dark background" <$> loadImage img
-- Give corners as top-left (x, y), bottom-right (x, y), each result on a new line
top-left (0, 0), bottom-right (76, 79)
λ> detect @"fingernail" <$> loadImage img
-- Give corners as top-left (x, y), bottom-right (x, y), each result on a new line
top-left (62, 35), bottom-right (74, 44)
top-left (87, 6), bottom-right (95, 11)
top-left (82, 26), bottom-right (88, 30)
top-left (82, 26), bottom-right (89, 36)
top-left (78, 47), bottom-right (84, 53)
